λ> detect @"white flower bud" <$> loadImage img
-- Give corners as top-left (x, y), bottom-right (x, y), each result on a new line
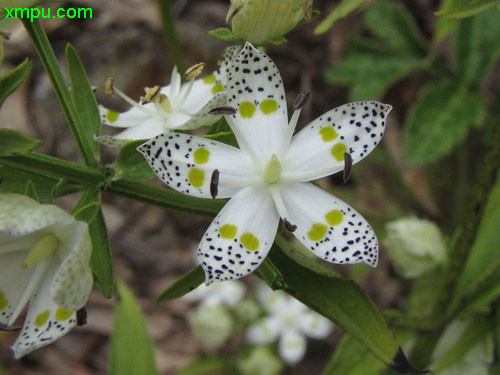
top-left (188, 304), bottom-right (233, 349)
top-left (238, 347), bottom-right (284, 375)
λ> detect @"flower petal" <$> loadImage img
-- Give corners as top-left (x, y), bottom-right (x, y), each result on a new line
top-left (11, 260), bottom-right (77, 358)
top-left (278, 330), bottom-right (306, 365)
top-left (112, 118), bottom-right (166, 140)
top-left (225, 42), bottom-right (288, 159)
top-left (280, 182), bottom-right (378, 266)
top-left (247, 316), bottom-right (281, 345)
top-left (298, 311), bottom-right (333, 339)
top-left (197, 187), bottom-right (280, 283)
top-left (99, 105), bottom-right (150, 128)
top-left (50, 222), bottom-right (92, 310)
top-left (215, 45), bottom-right (241, 86)
top-left (284, 102), bottom-right (392, 181)
top-left (138, 133), bottom-right (253, 198)
top-left (176, 92), bottom-right (226, 130)
top-left (179, 79), bottom-right (220, 114)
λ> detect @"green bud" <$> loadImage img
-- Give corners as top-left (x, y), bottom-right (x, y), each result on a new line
top-left (238, 347), bottom-right (284, 375)
top-left (188, 305), bottom-right (233, 349)
top-left (228, 0), bottom-right (312, 45)
top-left (384, 217), bottom-right (446, 279)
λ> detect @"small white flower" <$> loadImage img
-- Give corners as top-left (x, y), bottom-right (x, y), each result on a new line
top-left (185, 279), bottom-right (245, 308)
top-left (98, 48), bottom-right (238, 145)
top-left (187, 304), bottom-right (234, 349)
top-left (246, 283), bottom-right (333, 365)
top-left (0, 194), bottom-right (92, 358)
top-left (238, 346), bottom-right (284, 375)
top-left (139, 42), bottom-right (391, 284)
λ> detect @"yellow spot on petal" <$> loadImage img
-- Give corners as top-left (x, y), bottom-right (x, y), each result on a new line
top-left (260, 99), bottom-right (278, 115)
top-left (308, 224), bottom-right (327, 242)
top-left (212, 83), bottom-right (224, 94)
top-left (106, 110), bottom-right (119, 123)
top-left (325, 209), bottom-right (343, 226)
top-left (188, 168), bottom-right (205, 188)
top-left (34, 310), bottom-right (50, 327)
top-left (331, 143), bottom-right (348, 161)
top-left (240, 233), bottom-right (259, 251)
top-left (194, 147), bottom-right (210, 164)
top-left (203, 74), bottom-right (216, 84)
top-left (320, 126), bottom-right (339, 142)
top-left (220, 224), bottom-right (237, 239)
top-left (239, 101), bottom-right (256, 119)
top-left (55, 307), bottom-right (73, 322)
top-left (0, 291), bottom-right (7, 311)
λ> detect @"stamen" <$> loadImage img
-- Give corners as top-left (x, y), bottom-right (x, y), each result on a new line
top-left (343, 152), bottom-right (353, 183)
top-left (141, 86), bottom-right (161, 104)
top-left (185, 62), bottom-right (205, 80)
top-left (105, 77), bottom-right (115, 95)
top-left (264, 154), bottom-right (282, 184)
top-left (284, 219), bottom-right (297, 232)
top-left (293, 90), bottom-right (311, 111)
top-left (22, 234), bottom-right (59, 269)
top-left (209, 106), bottom-right (237, 115)
top-left (210, 169), bottom-right (220, 199)
top-left (158, 94), bottom-right (172, 113)
top-left (178, 78), bottom-right (196, 108)
top-left (77, 307), bottom-right (87, 326)
top-left (106, 80), bottom-right (157, 117)
top-left (269, 187), bottom-right (294, 229)
top-left (281, 108), bottom-right (301, 155)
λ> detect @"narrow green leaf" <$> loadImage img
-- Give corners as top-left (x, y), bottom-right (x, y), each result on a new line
top-left (66, 44), bottom-right (101, 163)
top-left (73, 187), bottom-right (114, 298)
top-left (111, 140), bottom-right (155, 182)
top-left (0, 128), bottom-right (42, 156)
top-left (156, 265), bottom-right (204, 302)
top-left (208, 28), bottom-right (242, 43)
top-left (72, 202), bottom-right (100, 224)
top-left (404, 80), bottom-right (486, 167)
top-left (455, 9), bottom-right (500, 87)
top-left (435, 0), bottom-right (467, 40)
top-left (314, 0), bottom-right (366, 35)
top-left (256, 258), bottom-right (286, 290)
top-left (0, 58), bottom-right (31, 107)
top-left (436, 0), bottom-right (500, 18)
top-left (110, 281), bottom-right (158, 375)
top-left (177, 358), bottom-right (230, 375)
top-left (270, 236), bottom-right (411, 370)
top-left (24, 180), bottom-right (38, 201)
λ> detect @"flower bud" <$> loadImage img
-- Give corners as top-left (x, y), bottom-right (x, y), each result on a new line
top-left (228, 0), bottom-right (312, 45)
top-left (238, 347), bottom-right (284, 375)
top-left (384, 217), bottom-right (446, 279)
top-left (234, 298), bottom-right (260, 321)
top-left (188, 304), bottom-right (233, 349)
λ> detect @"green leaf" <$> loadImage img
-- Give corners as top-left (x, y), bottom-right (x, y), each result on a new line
top-left (208, 28), bottom-right (242, 43)
top-left (177, 358), bottom-right (230, 375)
top-left (0, 165), bottom-right (82, 200)
top-left (450, 181), bottom-right (500, 312)
top-left (24, 180), bottom-right (39, 201)
top-left (363, 1), bottom-right (427, 55)
top-left (0, 58), bottom-right (31, 107)
top-left (435, 0), bottom-right (467, 40)
top-left (156, 265), bottom-right (204, 302)
top-left (110, 281), bottom-right (158, 375)
top-left (270, 236), bottom-right (413, 371)
top-left (72, 187), bottom-right (114, 298)
top-left (436, 0), bottom-right (500, 18)
top-left (66, 44), bottom-right (101, 163)
top-left (72, 202), bottom-right (100, 224)
top-left (0, 128), bottom-right (42, 156)
top-left (455, 9), bottom-right (500, 87)
top-left (266, 36), bottom-right (287, 46)
top-left (314, 0), bottom-right (366, 35)
top-left (111, 140), bottom-right (155, 182)
top-left (404, 80), bottom-right (486, 167)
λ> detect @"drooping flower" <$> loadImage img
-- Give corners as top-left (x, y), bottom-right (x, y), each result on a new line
top-left (0, 194), bottom-right (93, 358)
top-left (97, 47), bottom-right (238, 146)
top-left (246, 283), bottom-right (333, 364)
top-left (139, 42), bottom-right (391, 284)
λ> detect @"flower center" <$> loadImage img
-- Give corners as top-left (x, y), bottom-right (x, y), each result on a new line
top-left (263, 154), bottom-right (282, 184)
top-left (22, 234), bottom-right (59, 269)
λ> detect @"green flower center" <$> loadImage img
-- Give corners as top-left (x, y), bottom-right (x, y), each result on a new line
top-left (22, 234), bottom-right (59, 269)
top-left (263, 154), bottom-right (282, 184)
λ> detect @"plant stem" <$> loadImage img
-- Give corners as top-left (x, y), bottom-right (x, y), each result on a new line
top-left (21, 18), bottom-right (96, 167)
top-left (157, 0), bottom-right (185, 72)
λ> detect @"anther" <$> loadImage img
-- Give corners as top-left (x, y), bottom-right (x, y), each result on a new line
top-left (284, 219), bottom-right (297, 232)
top-left (141, 86), bottom-right (161, 104)
top-left (343, 152), bottom-right (353, 183)
top-left (77, 307), bottom-right (87, 326)
top-left (185, 63), bottom-right (205, 80)
top-left (105, 78), bottom-right (115, 95)
top-left (210, 169), bottom-right (220, 199)
top-left (209, 106), bottom-right (237, 115)
top-left (293, 90), bottom-right (311, 111)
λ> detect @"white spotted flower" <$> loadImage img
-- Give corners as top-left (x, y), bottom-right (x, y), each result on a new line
top-left (139, 42), bottom-right (391, 284)
top-left (0, 194), bottom-right (92, 358)
top-left (247, 283), bottom-right (333, 365)
top-left (98, 48), bottom-right (237, 145)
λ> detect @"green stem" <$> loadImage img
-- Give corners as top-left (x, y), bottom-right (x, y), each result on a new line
top-left (21, 18), bottom-right (96, 167)
top-left (157, 0), bottom-right (185, 72)
top-left (409, 121), bottom-right (500, 369)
